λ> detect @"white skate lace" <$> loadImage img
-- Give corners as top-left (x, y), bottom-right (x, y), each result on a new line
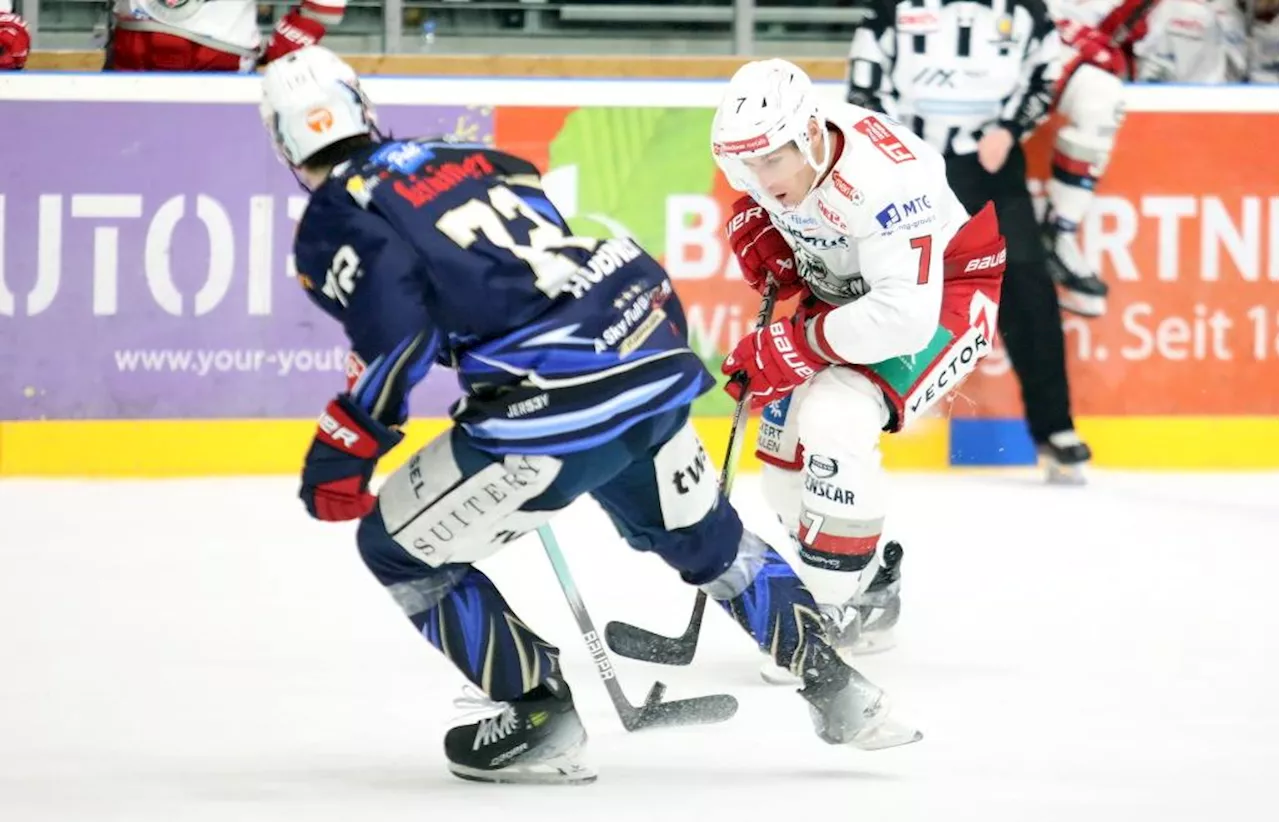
top-left (451, 684), bottom-right (508, 721)
top-left (452, 685), bottom-right (521, 752)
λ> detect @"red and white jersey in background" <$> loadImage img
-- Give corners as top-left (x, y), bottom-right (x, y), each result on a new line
top-left (1049, 0), bottom-right (1129, 30)
top-left (112, 0), bottom-right (345, 56)
top-left (1047, 0), bottom-right (1153, 77)
top-left (1133, 0), bottom-right (1247, 82)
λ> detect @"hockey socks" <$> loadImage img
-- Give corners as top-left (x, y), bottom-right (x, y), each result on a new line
top-left (408, 567), bottom-right (561, 702)
top-left (706, 535), bottom-right (833, 679)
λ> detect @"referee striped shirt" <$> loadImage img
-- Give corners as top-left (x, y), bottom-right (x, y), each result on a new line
top-left (847, 0), bottom-right (1062, 156)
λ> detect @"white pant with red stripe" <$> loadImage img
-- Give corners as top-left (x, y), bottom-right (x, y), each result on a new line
top-left (758, 366), bottom-right (891, 608)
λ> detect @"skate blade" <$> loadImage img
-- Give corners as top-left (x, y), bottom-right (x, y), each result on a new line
top-left (760, 661), bottom-right (801, 686)
top-left (849, 719), bottom-right (924, 751)
top-left (1056, 289), bottom-right (1106, 318)
top-left (1044, 462), bottom-right (1087, 486)
top-left (839, 628), bottom-right (897, 659)
top-left (449, 754), bottom-right (598, 786)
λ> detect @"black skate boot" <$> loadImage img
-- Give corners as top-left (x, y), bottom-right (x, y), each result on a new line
top-left (850, 541), bottom-right (904, 654)
top-left (444, 676), bottom-right (595, 785)
top-left (798, 644), bottom-right (923, 751)
top-left (1042, 215), bottom-right (1109, 318)
top-left (1038, 430), bottom-right (1092, 485)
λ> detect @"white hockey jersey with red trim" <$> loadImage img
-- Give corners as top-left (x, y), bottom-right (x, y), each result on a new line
top-left (113, 0), bottom-right (346, 53)
top-left (1048, 0), bottom-right (1126, 28)
top-left (748, 103), bottom-right (970, 366)
top-left (1133, 0), bottom-right (1248, 82)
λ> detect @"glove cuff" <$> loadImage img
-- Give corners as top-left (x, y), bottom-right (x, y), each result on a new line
top-left (331, 394), bottom-right (405, 457)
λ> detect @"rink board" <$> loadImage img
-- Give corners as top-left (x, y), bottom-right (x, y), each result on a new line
top-left (0, 76), bottom-right (1275, 476)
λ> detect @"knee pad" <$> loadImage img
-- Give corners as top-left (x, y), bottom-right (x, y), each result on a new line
top-left (356, 509), bottom-right (471, 612)
top-left (1055, 64), bottom-right (1125, 163)
top-left (792, 369), bottom-right (889, 602)
top-left (797, 369), bottom-right (888, 464)
top-left (376, 432), bottom-right (562, 569)
top-left (643, 492), bottom-right (745, 586)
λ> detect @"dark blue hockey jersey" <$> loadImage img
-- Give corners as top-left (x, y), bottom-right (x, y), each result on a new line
top-left (292, 138), bottom-right (714, 456)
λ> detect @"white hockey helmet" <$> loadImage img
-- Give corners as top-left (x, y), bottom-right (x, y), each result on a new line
top-left (260, 45), bottom-right (377, 167)
top-left (711, 59), bottom-right (829, 199)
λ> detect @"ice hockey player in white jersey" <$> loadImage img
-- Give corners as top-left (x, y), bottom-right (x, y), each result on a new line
top-left (1044, 0), bottom-right (1153, 317)
top-left (107, 0), bottom-right (346, 72)
top-left (0, 0), bottom-right (29, 71)
top-left (1132, 0), bottom-right (1248, 83)
top-left (711, 59), bottom-right (1006, 678)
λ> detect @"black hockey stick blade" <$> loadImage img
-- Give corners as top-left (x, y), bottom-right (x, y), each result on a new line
top-left (605, 601), bottom-right (704, 666)
top-left (536, 525), bottom-right (738, 732)
top-left (618, 688), bottom-right (739, 732)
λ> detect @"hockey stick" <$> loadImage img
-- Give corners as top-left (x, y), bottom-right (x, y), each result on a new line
top-left (536, 524), bottom-right (739, 731)
top-left (603, 281), bottom-right (782, 666)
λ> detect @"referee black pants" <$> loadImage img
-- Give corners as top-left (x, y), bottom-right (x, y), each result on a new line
top-left (944, 145), bottom-right (1074, 444)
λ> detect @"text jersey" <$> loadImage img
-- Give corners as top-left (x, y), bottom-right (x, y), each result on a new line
top-left (293, 139), bottom-right (712, 456)
top-left (1132, 0), bottom-right (1247, 83)
top-left (751, 103), bottom-right (969, 365)
top-left (113, 0), bottom-right (345, 54)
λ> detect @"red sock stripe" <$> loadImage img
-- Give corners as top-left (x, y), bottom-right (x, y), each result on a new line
top-left (1051, 151), bottom-right (1095, 179)
top-left (810, 530), bottom-right (879, 557)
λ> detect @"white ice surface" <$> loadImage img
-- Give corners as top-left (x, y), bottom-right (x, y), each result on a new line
top-left (1, 471), bottom-right (1277, 821)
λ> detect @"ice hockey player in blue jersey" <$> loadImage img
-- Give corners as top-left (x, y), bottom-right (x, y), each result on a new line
top-left (260, 46), bottom-right (922, 784)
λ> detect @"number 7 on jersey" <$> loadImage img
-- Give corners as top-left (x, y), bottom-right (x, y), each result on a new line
top-left (910, 235), bottom-right (933, 286)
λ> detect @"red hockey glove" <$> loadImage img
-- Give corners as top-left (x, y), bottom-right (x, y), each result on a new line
top-left (1059, 20), bottom-right (1132, 77)
top-left (725, 195), bottom-right (804, 301)
top-left (0, 13), bottom-right (31, 71)
top-left (261, 9), bottom-right (327, 65)
top-left (721, 317), bottom-right (829, 409)
top-left (299, 395), bottom-right (404, 522)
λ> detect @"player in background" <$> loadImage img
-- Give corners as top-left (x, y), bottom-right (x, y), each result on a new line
top-left (1250, 0), bottom-right (1279, 83)
top-left (712, 59), bottom-right (1006, 678)
top-left (849, 0), bottom-right (1096, 482)
top-left (0, 0), bottom-right (29, 71)
top-left (1132, 0), bottom-right (1248, 82)
top-left (1042, 0), bottom-right (1146, 318)
top-left (260, 46), bottom-right (923, 784)
top-left (106, 0), bottom-right (345, 72)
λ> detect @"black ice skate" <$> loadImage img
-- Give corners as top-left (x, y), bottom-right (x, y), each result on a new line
top-left (1038, 430), bottom-right (1092, 485)
top-left (798, 646), bottom-right (923, 751)
top-left (1042, 216), bottom-right (1109, 318)
top-left (851, 541), bottom-right (904, 654)
top-left (445, 677), bottom-right (596, 785)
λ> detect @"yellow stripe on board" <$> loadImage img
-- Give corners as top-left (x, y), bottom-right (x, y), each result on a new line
top-left (0, 415), bottom-right (951, 477)
top-left (1, 415), bottom-right (1271, 477)
top-left (1076, 416), bottom-right (1280, 470)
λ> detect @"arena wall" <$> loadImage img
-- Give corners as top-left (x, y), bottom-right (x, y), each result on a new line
top-left (0, 69), bottom-right (1275, 476)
